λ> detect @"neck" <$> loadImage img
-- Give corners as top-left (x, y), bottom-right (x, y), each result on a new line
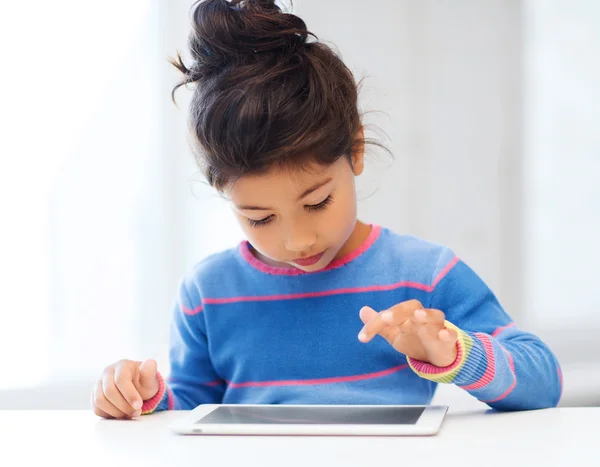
top-left (334, 220), bottom-right (372, 260)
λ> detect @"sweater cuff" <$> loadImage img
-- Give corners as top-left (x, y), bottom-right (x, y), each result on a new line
top-left (141, 371), bottom-right (166, 415)
top-left (408, 321), bottom-right (477, 384)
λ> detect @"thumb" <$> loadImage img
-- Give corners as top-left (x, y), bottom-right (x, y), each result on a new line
top-left (359, 306), bottom-right (378, 325)
top-left (136, 359), bottom-right (159, 399)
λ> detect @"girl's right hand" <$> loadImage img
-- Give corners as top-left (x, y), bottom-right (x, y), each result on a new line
top-left (92, 359), bottom-right (160, 419)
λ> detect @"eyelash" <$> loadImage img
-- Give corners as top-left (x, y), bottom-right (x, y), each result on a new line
top-left (246, 195), bottom-right (333, 228)
top-left (247, 216), bottom-right (273, 228)
top-left (306, 194), bottom-right (333, 212)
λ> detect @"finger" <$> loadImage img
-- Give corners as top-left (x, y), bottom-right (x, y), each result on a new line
top-left (418, 323), bottom-right (459, 367)
top-left (94, 380), bottom-right (127, 419)
top-left (136, 359), bottom-right (159, 401)
top-left (359, 306), bottom-right (378, 325)
top-left (379, 323), bottom-right (402, 345)
top-left (94, 406), bottom-right (114, 419)
top-left (412, 310), bottom-right (445, 341)
top-left (414, 310), bottom-right (447, 344)
top-left (91, 386), bottom-right (113, 419)
top-left (139, 359), bottom-right (157, 385)
top-left (412, 308), bottom-right (445, 326)
top-left (358, 300), bottom-right (422, 342)
top-left (439, 327), bottom-right (458, 344)
top-left (358, 306), bottom-right (383, 342)
top-left (102, 368), bottom-right (137, 417)
top-left (379, 299), bottom-right (424, 326)
top-left (359, 320), bottom-right (401, 346)
top-left (416, 319), bottom-right (440, 342)
top-left (358, 314), bottom-right (388, 343)
top-left (360, 306), bottom-right (401, 343)
top-left (398, 318), bottom-right (414, 335)
top-left (114, 364), bottom-right (143, 413)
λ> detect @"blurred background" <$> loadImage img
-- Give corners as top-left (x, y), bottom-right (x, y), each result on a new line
top-left (0, 0), bottom-right (598, 409)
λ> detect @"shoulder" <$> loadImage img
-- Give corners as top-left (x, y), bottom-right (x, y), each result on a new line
top-left (373, 227), bottom-right (458, 285)
top-left (177, 245), bottom-right (248, 299)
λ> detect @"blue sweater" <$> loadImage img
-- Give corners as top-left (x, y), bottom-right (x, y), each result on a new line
top-left (142, 225), bottom-right (562, 413)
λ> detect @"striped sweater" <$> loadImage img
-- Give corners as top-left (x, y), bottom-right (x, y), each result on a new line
top-left (142, 225), bottom-right (562, 414)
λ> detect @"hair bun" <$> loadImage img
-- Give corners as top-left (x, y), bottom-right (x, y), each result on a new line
top-left (186, 0), bottom-right (311, 76)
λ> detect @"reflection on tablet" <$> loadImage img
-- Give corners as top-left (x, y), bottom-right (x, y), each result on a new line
top-left (196, 406), bottom-right (425, 425)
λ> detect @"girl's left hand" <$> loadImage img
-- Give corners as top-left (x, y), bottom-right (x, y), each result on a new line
top-left (358, 300), bottom-right (458, 367)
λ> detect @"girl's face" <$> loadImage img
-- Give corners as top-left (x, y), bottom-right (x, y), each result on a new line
top-left (227, 150), bottom-right (366, 272)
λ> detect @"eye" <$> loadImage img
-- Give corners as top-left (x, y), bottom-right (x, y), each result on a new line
top-left (306, 195), bottom-right (333, 212)
top-left (247, 215), bottom-right (273, 227)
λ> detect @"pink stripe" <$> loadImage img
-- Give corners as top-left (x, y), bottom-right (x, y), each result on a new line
top-left (181, 304), bottom-right (203, 315)
top-left (491, 322), bottom-right (516, 337)
top-left (203, 280), bottom-right (433, 305)
top-left (499, 345), bottom-right (515, 374)
top-left (481, 345), bottom-right (516, 403)
top-left (558, 366), bottom-right (563, 386)
top-left (201, 250), bottom-right (461, 307)
top-left (431, 256), bottom-right (460, 288)
top-left (325, 225), bottom-right (382, 270)
top-left (557, 365), bottom-right (563, 398)
top-left (507, 351), bottom-right (515, 373)
top-left (228, 364), bottom-right (409, 389)
top-left (168, 377), bottom-right (223, 387)
top-left (461, 333), bottom-right (496, 391)
top-left (141, 372), bottom-right (166, 414)
top-left (482, 377), bottom-right (517, 403)
top-left (240, 225), bottom-right (382, 276)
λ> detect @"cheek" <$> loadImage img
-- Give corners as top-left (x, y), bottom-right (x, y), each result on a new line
top-left (236, 216), bottom-right (281, 255)
top-left (328, 187), bottom-right (357, 231)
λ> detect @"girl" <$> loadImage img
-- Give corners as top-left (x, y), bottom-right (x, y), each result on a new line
top-left (92, 0), bottom-right (562, 419)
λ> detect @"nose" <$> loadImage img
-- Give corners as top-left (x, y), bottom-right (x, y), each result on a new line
top-left (284, 226), bottom-right (317, 253)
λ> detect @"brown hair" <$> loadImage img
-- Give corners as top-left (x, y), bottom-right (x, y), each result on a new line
top-left (171, 0), bottom-right (366, 191)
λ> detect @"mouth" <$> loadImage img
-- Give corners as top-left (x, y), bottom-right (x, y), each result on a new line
top-left (292, 251), bottom-right (325, 267)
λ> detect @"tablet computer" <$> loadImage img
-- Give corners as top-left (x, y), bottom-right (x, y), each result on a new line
top-left (170, 404), bottom-right (448, 436)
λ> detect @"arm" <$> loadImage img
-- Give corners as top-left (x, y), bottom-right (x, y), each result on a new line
top-left (142, 278), bottom-right (224, 413)
top-left (409, 250), bottom-right (562, 411)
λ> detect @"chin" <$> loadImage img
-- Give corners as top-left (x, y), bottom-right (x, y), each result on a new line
top-left (294, 263), bottom-right (323, 273)
top-left (294, 265), bottom-right (324, 273)
top-left (293, 251), bottom-right (336, 272)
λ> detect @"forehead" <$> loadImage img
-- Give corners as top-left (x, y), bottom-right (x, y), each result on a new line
top-left (227, 158), bottom-right (347, 201)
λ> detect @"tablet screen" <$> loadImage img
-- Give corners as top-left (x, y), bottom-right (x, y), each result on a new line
top-left (196, 406), bottom-right (425, 425)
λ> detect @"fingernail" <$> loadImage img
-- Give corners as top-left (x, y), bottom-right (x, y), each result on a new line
top-left (381, 311), bottom-right (393, 322)
top-left (414, 309), bottom-right (427, 320)
top-left (132, 400), bottom-right (142, 410)
top-left (358, 332), bottom-right (367, 341)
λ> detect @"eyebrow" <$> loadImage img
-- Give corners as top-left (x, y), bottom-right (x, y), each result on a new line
top-left (235, 177), bottom-right (333, 211)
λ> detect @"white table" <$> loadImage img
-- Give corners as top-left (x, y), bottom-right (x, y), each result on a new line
top-left (2, 408), bottom-right (597, 467)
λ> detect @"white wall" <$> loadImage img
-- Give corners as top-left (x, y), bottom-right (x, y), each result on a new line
top-left (523, 0), bottom-right (600, 335)
top-left (295, 0), bottom-right (524, 318)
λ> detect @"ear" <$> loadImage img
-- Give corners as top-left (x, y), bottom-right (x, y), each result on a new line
top-left (352, 126), bottom-right (365, 176)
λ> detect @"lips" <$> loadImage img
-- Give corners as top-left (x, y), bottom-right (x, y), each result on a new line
top-left (293, 251), bottom-right (324, 267)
